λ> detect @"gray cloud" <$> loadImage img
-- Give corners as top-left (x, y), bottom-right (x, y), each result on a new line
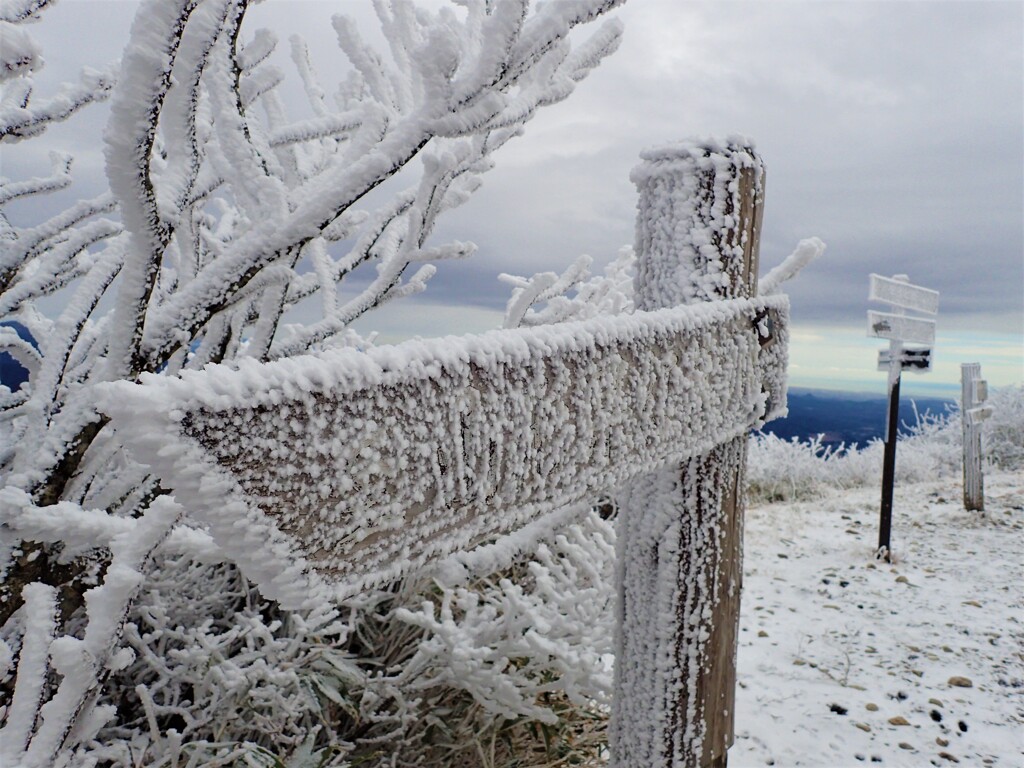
top-left (9, 0), bottom-right (1023, 345)
top-left (420, 1), bottom-right (1023, 341)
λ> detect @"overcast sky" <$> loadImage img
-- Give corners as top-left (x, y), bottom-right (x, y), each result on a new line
top-left (10, 0), bottom-right (1024, 394)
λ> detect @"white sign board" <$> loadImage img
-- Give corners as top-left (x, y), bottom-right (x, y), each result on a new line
top-left (973, 379), bottom-right (988, 403)
top-left (99, 295), bottom-right (789, 609)
top-left (869, 274), bottom-right (940, 315)
top-left (868, 310), bottom-right (936, 345)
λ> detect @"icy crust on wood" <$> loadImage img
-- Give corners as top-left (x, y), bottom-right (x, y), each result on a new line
top-left (612, 439), bottom-right (745, 767)
top-left (98, 294), bottom-right (788, 609)
top-left (631, 137), bottom-right (764, 309)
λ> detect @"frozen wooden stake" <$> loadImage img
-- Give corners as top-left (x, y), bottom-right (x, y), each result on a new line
top-left (961, 363), bottom-right (991, 511)
top-left (612, 140), bottom-right (765, 768)
top-left (101, 140), bottom-right (786, 768)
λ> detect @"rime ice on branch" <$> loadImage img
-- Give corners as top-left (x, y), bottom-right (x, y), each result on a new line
top-left (0, 0), bottom-right (627, 761)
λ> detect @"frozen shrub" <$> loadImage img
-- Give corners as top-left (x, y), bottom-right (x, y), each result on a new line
top-left (0, 0), bottom-right (627, 763)
top-left (746, 385), bottom-right (1023, 504)
top-left (984, 384), bottom-right (1024, 470)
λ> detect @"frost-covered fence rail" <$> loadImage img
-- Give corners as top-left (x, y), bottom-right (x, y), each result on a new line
top-left (99, 295), bottom-right (786, 606)
top-left (100, 139), bottom-right (787, 768)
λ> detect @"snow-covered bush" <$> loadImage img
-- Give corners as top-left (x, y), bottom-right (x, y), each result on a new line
top-left (746, 386), bottom-right (1024, 504)
top-left (984, 384), bottom-right (1024, 470)
top-left (0, 1), bottom-right (627, 764)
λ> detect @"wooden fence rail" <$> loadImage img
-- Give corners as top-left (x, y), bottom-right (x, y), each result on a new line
top-left (101, 140), bottom-right (786, 767)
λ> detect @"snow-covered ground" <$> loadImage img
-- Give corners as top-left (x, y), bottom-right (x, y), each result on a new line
top-left (733, 471), bottom-right (1024, 767)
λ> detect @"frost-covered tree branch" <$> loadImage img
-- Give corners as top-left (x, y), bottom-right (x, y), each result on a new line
top-left (0, 0), bottom-right (627, 762)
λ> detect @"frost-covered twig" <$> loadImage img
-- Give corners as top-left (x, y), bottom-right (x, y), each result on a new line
top-left (0, 583), bottom-right (57, 762)
top-left (758, 236), bottom-right (826, 295)
top-left (15, 498), bottom-right (181, 767)
top-left (501, 245), bottom-right (635, 328)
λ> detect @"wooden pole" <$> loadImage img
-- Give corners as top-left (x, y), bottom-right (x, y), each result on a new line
top-left (961, 363), bottom-right (984, 511)
top-left (612, 140), bottom-right (764, 768)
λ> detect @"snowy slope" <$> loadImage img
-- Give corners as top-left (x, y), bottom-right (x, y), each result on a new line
top-left (732, 471), bottom-right (1024, 767)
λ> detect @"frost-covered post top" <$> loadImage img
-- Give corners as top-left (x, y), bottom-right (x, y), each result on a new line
top-left (631, 138), bottom-right (765, 309)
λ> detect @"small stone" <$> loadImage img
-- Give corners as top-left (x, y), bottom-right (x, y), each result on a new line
top-left (929, 698), bottom-right (943, 707)
top-left (930, 709), bottom-right (942, 722)
top-left (758, 630), bottom-right (769, 637)
top-left (898, 742), bottom-right (914, 750)
top-left (938, 752), bottom-right (960, 763)
top-left (958, 720), bottom-right (968, 733)
top-left (962, 600), bottom-right (982, 608)
top-left (911, 669), bottom-right (924, 677)
top-left (793, 659), bottom-right (806, 666)
top-left (936, 737), bottom-right (950, 747)
top-left (941, 645), bottom-right (953, 653)
top-left (855, 722), bottom-right (871, 732)
top-left (830, 703), bottom-right (848, 715)
top-left (947, 676), bottom-right (973, 688)
top-left (848, 684), bottom-right (867, 691)
top-left (895, 575), bottom-right (909, 583)
top-left (888, 716), bottom-right (910, 726)
top-left (866, 703), bottom-right (879, 711)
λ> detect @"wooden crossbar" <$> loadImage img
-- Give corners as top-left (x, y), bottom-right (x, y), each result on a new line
top-left (99, 295), bottom-right (787, 608)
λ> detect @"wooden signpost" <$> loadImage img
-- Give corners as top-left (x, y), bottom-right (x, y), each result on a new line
top-left (960, 363), bottom-right (991, 511)
top-left (867, 273), bottom-right (939, 560)
top-left (101, 141), bottom-right (784, 767)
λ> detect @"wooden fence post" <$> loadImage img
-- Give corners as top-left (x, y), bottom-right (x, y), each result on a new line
top-left (611, 140), bottom-right (764, 767)
top-left (961, 363), bottom-right (987, 511)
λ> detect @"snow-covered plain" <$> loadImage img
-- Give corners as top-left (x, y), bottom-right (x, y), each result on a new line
top-left (733, 471), bottom-right (1023, 767)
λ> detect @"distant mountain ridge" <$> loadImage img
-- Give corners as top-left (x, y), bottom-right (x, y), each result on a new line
top-left (762, 387), bottom-right (955, 449)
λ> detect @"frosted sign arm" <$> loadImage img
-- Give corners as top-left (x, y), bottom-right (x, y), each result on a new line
top-left (868, 273), bottom-right (939, 315)
top-left (867, 310), bottom-right (936, 345)
top-left (99, 295), bottom-right (788, 609)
